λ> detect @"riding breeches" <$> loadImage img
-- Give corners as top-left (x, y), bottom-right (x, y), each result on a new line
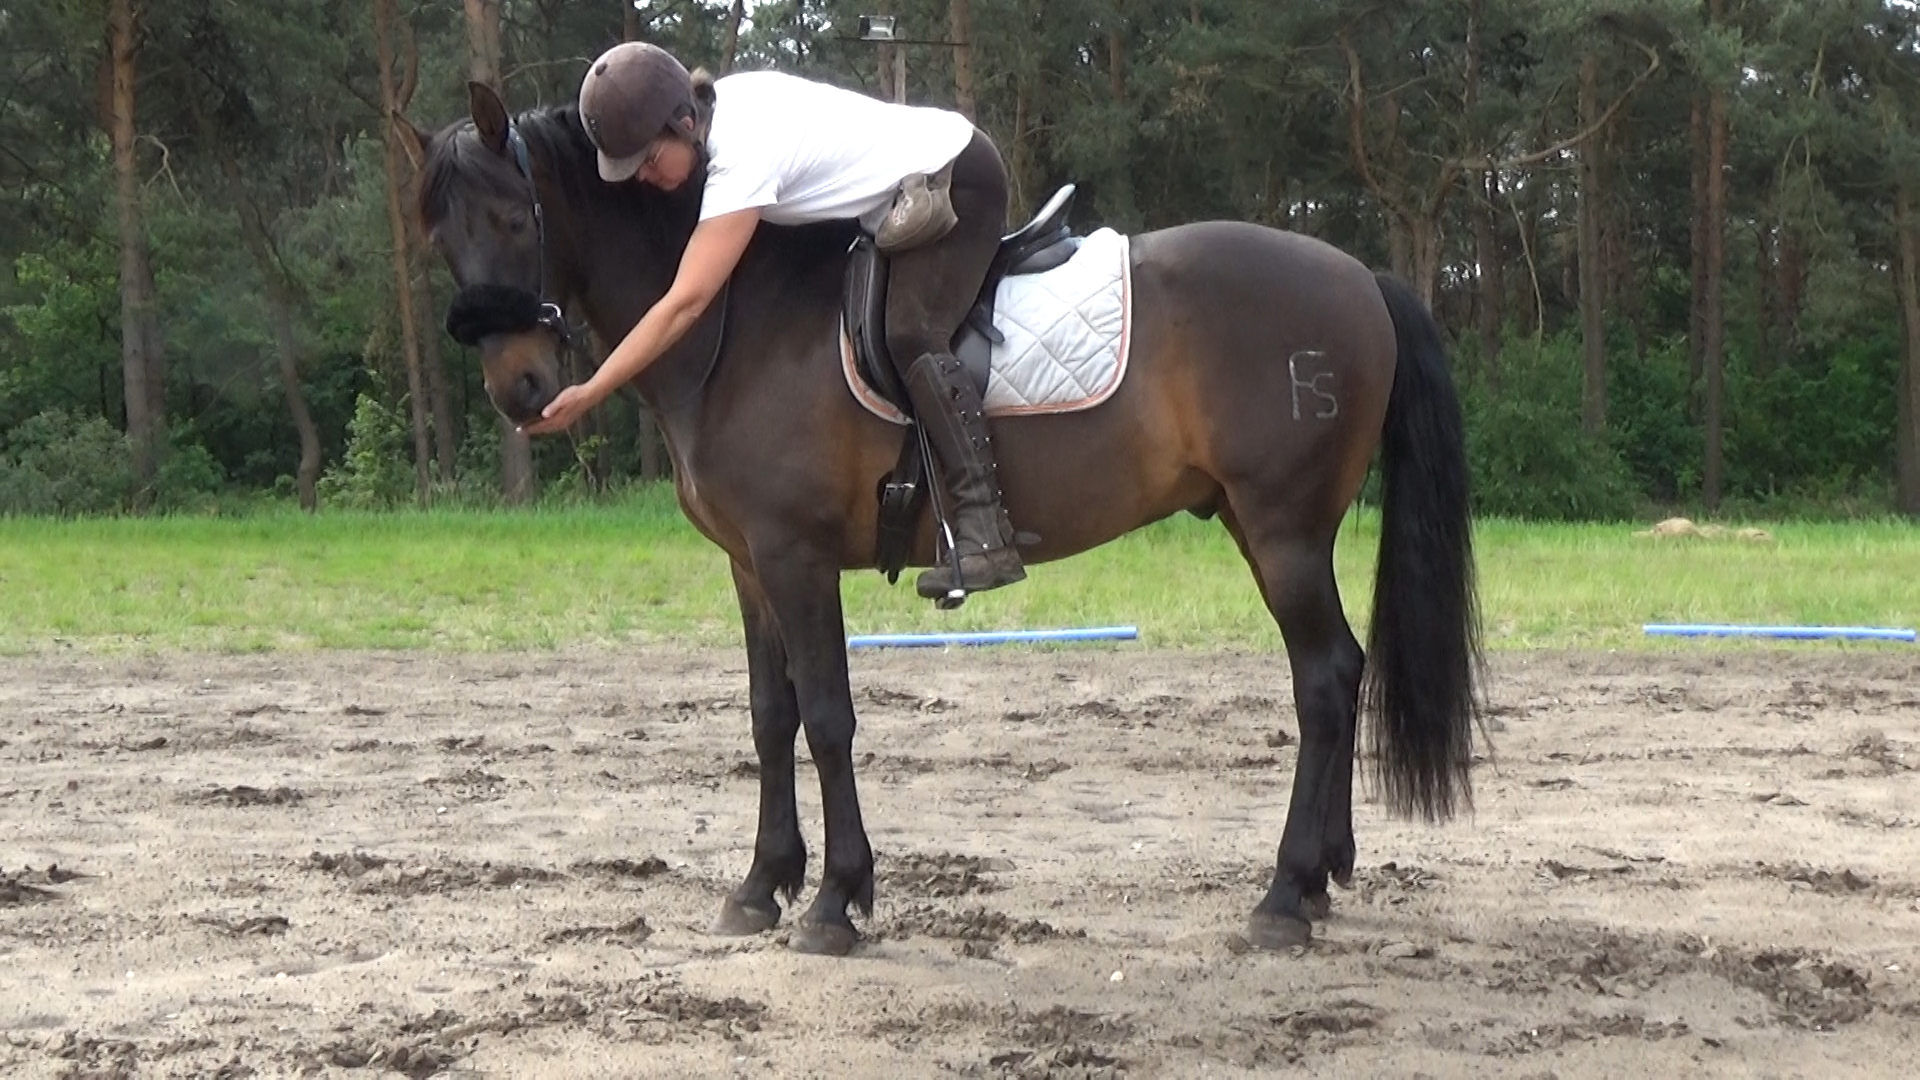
top-left (882, 130), bottom-right (1008, 371)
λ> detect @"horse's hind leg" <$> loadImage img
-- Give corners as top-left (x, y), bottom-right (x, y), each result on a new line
top-left (1222, 510), bottom-right (1363, 947)
top-left (712, 562), bottom-right (808, 936)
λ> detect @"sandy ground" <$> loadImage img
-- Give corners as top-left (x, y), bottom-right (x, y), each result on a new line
top-left (2, 645), bottom-right (1918, 1078)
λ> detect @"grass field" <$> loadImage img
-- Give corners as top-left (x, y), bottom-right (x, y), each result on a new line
top-left (0, 485), bottom-right (1914, 653)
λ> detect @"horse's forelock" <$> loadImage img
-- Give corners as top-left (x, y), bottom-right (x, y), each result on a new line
top-left (419, 122), bottom-right (532, 229)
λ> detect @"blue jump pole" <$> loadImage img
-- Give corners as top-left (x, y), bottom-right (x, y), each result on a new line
top-left (847, 626), bottom-right (1139, 649)
top-left (1644, 624), bottom-right (1916, 642)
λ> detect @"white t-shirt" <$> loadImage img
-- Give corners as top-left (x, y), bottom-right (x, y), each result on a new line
top-left (698, 71), bottom-right (977, 225)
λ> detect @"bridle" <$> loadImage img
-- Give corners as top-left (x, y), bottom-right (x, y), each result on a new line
top-left (504, 124), bottom-right (572, 347)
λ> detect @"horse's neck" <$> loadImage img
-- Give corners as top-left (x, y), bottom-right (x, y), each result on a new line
top-left (549, 180), bottom-right (702, 413)
top-left (569, 210), bottom-right (850, 434)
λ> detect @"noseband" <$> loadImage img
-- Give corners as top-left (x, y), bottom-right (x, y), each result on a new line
top-left (445, 124), bottom-right (572, 349)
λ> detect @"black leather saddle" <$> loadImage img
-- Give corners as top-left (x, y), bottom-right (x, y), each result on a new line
top-left (849, 185), bottom-right (1081, 585)
top-left (845, 184), bottom-right (1080, 411)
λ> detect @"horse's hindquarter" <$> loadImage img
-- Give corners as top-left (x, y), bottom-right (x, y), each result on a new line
top-left (986, 223), bottom-right (1397, 560)
top-left (1134, 223), bottom-right (1393, 518)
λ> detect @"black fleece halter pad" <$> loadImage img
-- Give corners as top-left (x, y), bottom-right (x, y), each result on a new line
top-left (445, 283), bottom-right (548, 347)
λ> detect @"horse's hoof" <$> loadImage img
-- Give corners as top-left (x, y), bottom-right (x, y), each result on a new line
top-left (1247, 909), bottom-right (1312, 951)
top-left (1304, 891), bottom-right (1332, 921)
top-left (788, 920), bottom-right (858, 957)
top-left (711, 898), bottom-right (780, 937)
top-left (1330, 865), bottom-right (1355, 890)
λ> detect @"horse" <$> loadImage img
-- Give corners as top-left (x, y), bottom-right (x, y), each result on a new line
top-left (417, 83), bottom-right (1480, 957)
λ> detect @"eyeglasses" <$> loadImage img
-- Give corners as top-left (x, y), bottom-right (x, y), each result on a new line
top-left (641, 139), bottom-right (668, 173)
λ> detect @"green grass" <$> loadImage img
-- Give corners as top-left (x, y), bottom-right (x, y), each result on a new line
top-left (0, 486), bottom-right (1914, 653)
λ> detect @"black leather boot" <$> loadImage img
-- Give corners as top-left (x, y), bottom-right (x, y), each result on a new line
top-left (903, 352), bottom-right (1026, 601)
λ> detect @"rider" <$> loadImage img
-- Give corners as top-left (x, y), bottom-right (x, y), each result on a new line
top-left (527, 42), bottom-right (1024, 601)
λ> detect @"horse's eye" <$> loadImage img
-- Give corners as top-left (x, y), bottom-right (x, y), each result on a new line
top-left (505, 209), bottom-right (530, 233)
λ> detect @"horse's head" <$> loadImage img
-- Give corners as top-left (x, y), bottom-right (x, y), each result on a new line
top-left (419, 83), bottom-right (568, 425)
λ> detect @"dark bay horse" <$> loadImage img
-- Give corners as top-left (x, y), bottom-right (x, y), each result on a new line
top-left (419, 84), bottom-right (1479, 956)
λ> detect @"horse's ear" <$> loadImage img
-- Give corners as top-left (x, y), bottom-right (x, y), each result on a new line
top-left (468, 81), bottom-right (511, 156)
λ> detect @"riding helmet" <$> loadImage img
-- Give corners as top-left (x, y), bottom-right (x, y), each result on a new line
top-left (579, 42), bottom-right (694, 182)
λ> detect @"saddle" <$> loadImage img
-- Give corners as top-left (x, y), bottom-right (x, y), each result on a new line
top-left (845, 185), bottom-right (1081, 583)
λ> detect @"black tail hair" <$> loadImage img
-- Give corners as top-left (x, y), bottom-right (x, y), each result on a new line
top-left (1361, 273), bottom-right (1481, 822)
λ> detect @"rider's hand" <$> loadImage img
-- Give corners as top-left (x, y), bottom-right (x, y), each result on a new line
top-left (520, 382), bottom-right (599, 436)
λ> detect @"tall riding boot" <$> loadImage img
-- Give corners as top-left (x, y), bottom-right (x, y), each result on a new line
top-left (903, 352), bottom-right (1026, 601)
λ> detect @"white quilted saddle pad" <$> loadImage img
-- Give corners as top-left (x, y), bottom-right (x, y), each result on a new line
top-left (843, 227), bottom-right (1133, 425)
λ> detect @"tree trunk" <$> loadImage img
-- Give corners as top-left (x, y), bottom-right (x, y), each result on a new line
top-left (1898, 184), bottom-right (1920, 516)
top-left (400, 17), bottom-right (458, 486)
top-left (623, 0), bottom-right (639, 41)
top-left (462, 0), bottom-right (538, 504)
top-left (375, 0), bottom-right (433, 506)
top-left (1688, 92), bottom-right (1709, 411)
top-left (1010, 79), bottom-right (1032, 220)
top-left (1702, 78), bottom-right (1729, 511)
top-left (1473, 172), bottom-right (1504, 381)
top-left (876, 0), bottom-right (896, 102)
top-left (721, 0), bottom-right (745, 75)
top-left (949, 0), bottom-right (976, 119)
top-left (108, 0), bottom-right (162, 503)
top-left (1776, 226), bottom-right (1807, 364)
top-left (1578, 53), bottom-right (1606, 434)
top-left (1465, 0), bottom-right (1501, 378)
top-left (462, 0), bottom-right (503, 85)
top-left (1408, 216), bottom-right (1441, 311)
top-left (1755, 225), bottom-right (1774, 373)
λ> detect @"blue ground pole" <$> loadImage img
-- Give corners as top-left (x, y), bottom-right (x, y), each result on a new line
top-left (846, 626), bottom-right (1140, 649)
top-left (1643, 624), bottom-right (1916, 642)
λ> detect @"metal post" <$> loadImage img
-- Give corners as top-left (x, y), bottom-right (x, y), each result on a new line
top-left (894, 47), bottom-right (907, 103)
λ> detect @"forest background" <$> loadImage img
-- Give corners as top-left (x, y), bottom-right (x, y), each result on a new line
top-left (4, 0), bottom-right (1920, 523)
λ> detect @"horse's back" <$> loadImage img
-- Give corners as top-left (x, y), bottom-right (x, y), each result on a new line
top-left (1130, 221), bottom-right (1386, 323)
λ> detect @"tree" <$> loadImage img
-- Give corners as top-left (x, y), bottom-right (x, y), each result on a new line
top-left (107, 0), bottom-right (166, 500)
top-left (949, 0), bottom-right (976, 119)
top-left (1698, 0), bottom-right (1731, 511)
top-left (373, 0), bottom-right (433, 506)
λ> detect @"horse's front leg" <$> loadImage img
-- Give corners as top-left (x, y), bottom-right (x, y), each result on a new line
top-left (712, 561), bottom-right (808, 936)
top-left (753, 548), bottom-right (873, 956)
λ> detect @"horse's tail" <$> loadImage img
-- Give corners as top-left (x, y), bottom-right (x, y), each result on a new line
top-left (1362, 272), bottom-right (1480, 823)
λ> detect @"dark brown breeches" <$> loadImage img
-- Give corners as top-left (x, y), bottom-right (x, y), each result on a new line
top-left (882, 131), bottom-right (1008, 372)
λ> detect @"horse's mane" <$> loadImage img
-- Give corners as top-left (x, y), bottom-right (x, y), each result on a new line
top-left (418, 104), bottom-right (698, 244)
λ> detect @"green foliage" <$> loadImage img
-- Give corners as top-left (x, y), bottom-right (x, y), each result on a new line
top-left (1609, 336), bottom-right (1701, 502)
top-left (1460, 334), bottom-right (1639, 521)
top-left (2, 240), bottom-right (121, 430)
top-left (153, 434), bottom-right (227, 513)
top-left (316, 393), bottom-right (415, 510)
top-left (1724, 333), bottom-right (1900, 505)
top-left (0, 410), bottom-right (134, 516)
top-left (2, 0), bottom-right (1917, 520)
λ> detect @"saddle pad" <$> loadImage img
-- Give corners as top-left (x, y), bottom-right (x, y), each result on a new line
top-left (843, 227), bottom-right (1132, 425)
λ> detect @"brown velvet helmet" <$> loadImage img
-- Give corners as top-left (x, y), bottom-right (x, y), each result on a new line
top-left (578, 43), bottom-right (694, 182)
